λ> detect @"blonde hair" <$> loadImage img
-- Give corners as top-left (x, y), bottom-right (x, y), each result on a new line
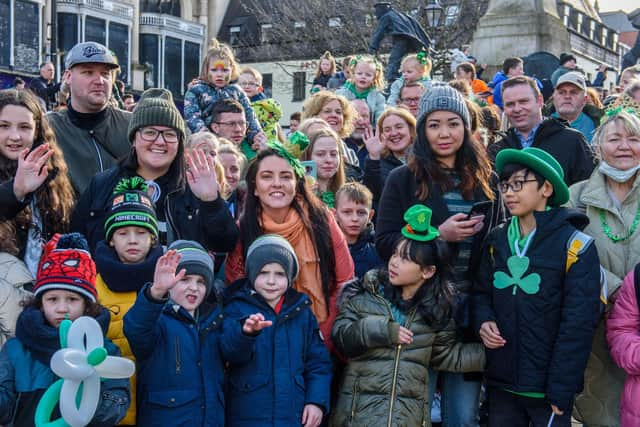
top-left (218, 140), bottom-right (248, 175)
top-left (316, 51), bottom-right (336, 78)
top-left (239, 66), bottom-right (263, 85)
top-left (298, 117), bottom-right (332, 138)
top-left (348, 55), bottom-right (385, 91)
top-left (199, 38), bottom-right (240, 83)
top-left (301, 127), bottom-right (346, 193)
top-left (376, 107), bottom-right (417, 158)
top-left (301, 91), bottom-right (357, 139)
top-left (401, 53), bottom-right (432, 79)
top-left (594, 112), bottom-right (640, 161)
top-left (188, 131), bottom-right (219, 150)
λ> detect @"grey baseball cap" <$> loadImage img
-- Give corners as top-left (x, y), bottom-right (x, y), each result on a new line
top-left (65, 42), bottom-right (119, 69)
top-left (555, 71), bottom-right (586, 92)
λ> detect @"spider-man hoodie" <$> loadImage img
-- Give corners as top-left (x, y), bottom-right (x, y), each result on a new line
top-left (471, 208), bottom-right (601, 413)
top-left (0, 305), bottom-right (130, 427)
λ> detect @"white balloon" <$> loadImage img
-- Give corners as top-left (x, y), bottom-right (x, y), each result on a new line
top-left (59, 375), bottom-right (100, 427)
top-left (47, 316), bottom-right (135, 427)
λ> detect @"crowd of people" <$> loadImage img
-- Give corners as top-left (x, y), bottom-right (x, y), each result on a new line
top-left (1, 34), bottom-right (640, 427)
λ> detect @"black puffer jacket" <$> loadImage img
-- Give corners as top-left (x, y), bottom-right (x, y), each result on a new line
top-left (71, 166), bottom-right (238, 254)
top-left (471, 208), bottom-right (601, 412)
top-left (488, 118), bottom-right (595, 186)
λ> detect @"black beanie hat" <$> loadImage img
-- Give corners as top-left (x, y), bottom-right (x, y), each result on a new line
top-left (559, 53), bottom-right (576, 66)
top-left (246, 234), bottom-right (299, 287)
top-left (168, 240), bottom-right (214, 291)
top-left (128, 88), bottom-right (186, 143)
top-left (104, 177), bottom-right (159, 242)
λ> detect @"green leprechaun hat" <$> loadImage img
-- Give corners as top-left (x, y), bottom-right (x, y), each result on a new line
top-left (495, 147), bottom-right (569, 207)
top-left (401, 205), bottom-right (440, 242)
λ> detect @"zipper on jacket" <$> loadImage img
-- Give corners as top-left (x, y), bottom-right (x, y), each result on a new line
top-left (387, 343), bottom-right (402, 427)
top-left (89, 130), bottom-right (105, 172)
top-left (350, 378), bottom-right (359, 422)
top-left (174, 337), bottom-right (181, 374)
top-left (165, 189), bottom-right (181, 242)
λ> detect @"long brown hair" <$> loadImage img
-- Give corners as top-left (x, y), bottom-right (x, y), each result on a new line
top-left (240, 149), bottom-right (337, 313)
top-left (0, 89), bottom-right (75, 255)
top-left (409, 112), bottom-right (494, 201)
top-left (301, 127), bottom-right (346, 193)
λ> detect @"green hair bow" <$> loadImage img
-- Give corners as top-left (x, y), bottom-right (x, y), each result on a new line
top-left (267, 141), bottom-right (306, 178)
top-left (416, 50), bottom-right (429, 65)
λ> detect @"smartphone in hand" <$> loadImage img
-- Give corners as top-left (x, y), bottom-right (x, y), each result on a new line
top-left (467, 200), bottom-right (492, 220)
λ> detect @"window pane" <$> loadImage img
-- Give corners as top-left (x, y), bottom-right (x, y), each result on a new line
top-left (0, 0), bottom-right (10, 67)
top-left (293, 71), bottom-right (305, 102)
top-left (58, 13), bottom-right (78, 55)
top-left (109, 22), bottom-right (129, 83)
top-left (164, 36), bottom-right (182, 96)
top-left (184, 41), bottom-right (200, 90)
top-left (14, 0), bottom-right (39, 73)
top-left (140, 34), bottom-right (158, 88)
top-left (262, 73), bottom-right (272, 98)
top-left (85, 16), bottom-right (106, 45)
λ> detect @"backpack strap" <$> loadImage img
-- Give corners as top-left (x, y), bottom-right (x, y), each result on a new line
top-left (566, 230), bottom-right (607, 305)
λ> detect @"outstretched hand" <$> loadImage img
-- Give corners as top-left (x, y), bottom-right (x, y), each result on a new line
top-left (186, 148), bottom-right (219, 202)
top-left (242, 313), bottom-right (272, 334)
top-left (13, 144), bottom-right (53, 200)
top-left (363, 125), bottom-right (384, 161)
top-left (150, 250), bottom-right (186, 300)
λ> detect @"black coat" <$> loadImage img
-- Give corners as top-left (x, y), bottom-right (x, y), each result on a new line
top-left (369, 9), bottom-right (431, 52)
top-left (27, 77), bottom-right (59, 110)
top-left (375, 165), bottom-right (506, 276)
top-left (471, 208), bottom-right (601, 412)
top-left (71, 166), bottom-right (238, 254)
top-left (487, 118), bottom-right (595, 186)
top-left (363, 154), bottom-right (404, 205)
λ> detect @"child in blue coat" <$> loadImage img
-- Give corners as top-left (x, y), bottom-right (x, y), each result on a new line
top-left (223, 234), bottom-right (333, 427)
top-left (124, 240), bottom-right (264, 427)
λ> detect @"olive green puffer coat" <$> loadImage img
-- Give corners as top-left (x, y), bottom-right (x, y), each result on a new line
top-left (331, 271), bottom-right (485, 427)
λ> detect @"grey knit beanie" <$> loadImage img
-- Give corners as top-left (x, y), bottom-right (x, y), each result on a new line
top-left (246, 235), bottom-right (299, 287)
top-left (168, 240), bottom-right (214, 291)
top-left (417, 84), bottom-right (471, 128)
top-left (128, 88), bottom-right (186, 143)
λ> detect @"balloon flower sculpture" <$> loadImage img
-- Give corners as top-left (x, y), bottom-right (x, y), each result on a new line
top-left (35, 316), bottom-right (135, 427)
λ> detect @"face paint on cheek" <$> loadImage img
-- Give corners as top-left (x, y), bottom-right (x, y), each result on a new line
top-left (212, 60), bottom-right (231, 81)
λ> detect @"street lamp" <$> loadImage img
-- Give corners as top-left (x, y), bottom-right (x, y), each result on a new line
top-left (424, 0), bottom-right (444, 32)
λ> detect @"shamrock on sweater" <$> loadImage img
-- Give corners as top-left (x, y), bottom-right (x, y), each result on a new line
top-left (493, 255), bottom-right (541, 295)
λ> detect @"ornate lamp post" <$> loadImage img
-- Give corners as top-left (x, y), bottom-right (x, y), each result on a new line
top-left (424, 0), bottom-right (444, 39)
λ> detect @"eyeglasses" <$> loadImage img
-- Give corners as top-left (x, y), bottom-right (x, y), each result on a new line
top-left (138, 127), bottom-right (179, 143)
top-left (498, 179), bottom-right (538, 193)
top-left (400, 97), bottom-right (421, 104)
top-left (239, 82), bottom-right (259, 87)
top-left (215, 121), bottom-right (247, 129)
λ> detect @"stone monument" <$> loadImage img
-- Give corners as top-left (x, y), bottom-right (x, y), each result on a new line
top-left (471, 0), bottom-right (570, 67)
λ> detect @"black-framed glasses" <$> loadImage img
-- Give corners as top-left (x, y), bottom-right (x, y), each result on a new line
top-left (498, 179), bottom-right (538, 193)
top-left (215, 121), bottom-right (247, 129)
top-left (138, 127), bottom-right (179, 143)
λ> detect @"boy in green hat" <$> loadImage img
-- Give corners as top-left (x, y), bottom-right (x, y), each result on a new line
top-left (472, 147), bottom-right (602, 426)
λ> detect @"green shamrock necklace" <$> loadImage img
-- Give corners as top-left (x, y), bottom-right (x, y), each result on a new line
top-left (493, 217), bottom-right (541, 295)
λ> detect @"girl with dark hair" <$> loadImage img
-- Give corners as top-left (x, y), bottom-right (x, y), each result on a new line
top-left (0, 89), bottom-right (75, 277)
top-left (225, 144), bottom-right (354, 353)
top-left (331, 205), bottom-right (485, 427)
top-left (375, 85), bottom-right (505, 427)
top-left (71, 88), bottom-right (238, 257)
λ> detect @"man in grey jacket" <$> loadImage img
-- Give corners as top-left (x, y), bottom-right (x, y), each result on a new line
top-left (47, 41), bottom-right (131, 194)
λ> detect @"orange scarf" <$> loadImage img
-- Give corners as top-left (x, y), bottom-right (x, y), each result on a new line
top-left (260, 207), bottom-right (327, 322)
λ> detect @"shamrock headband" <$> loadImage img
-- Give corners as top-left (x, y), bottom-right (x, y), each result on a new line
top-left (283, 131), bottom-right (310, 158)
top-left (401, 205), bottom-right (439, 242)
top-left (416, 50), bottom-right (429, 65)
top-left (350, 55), bottom-right (381, 71)
top-left (266, 141), bottom-right (306, 178)
top-left (603, 95), bottom-right (640, 123)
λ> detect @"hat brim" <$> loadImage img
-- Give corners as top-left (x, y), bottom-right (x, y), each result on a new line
top-left (495, 149), bottom-right (569, 206)
top-left (401, 225), bottom-right (439, 242)
top-left (69, 60), bottom-right (120, 69)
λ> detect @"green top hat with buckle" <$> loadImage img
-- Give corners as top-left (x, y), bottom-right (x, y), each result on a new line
top-left (401, 205), bottom-right (440, 242)
top-left (495, 147), bottom-right (569, 207)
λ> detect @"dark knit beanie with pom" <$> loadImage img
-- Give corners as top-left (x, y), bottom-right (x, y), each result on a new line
top-left (104, 177), bottom-right (159, 242)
